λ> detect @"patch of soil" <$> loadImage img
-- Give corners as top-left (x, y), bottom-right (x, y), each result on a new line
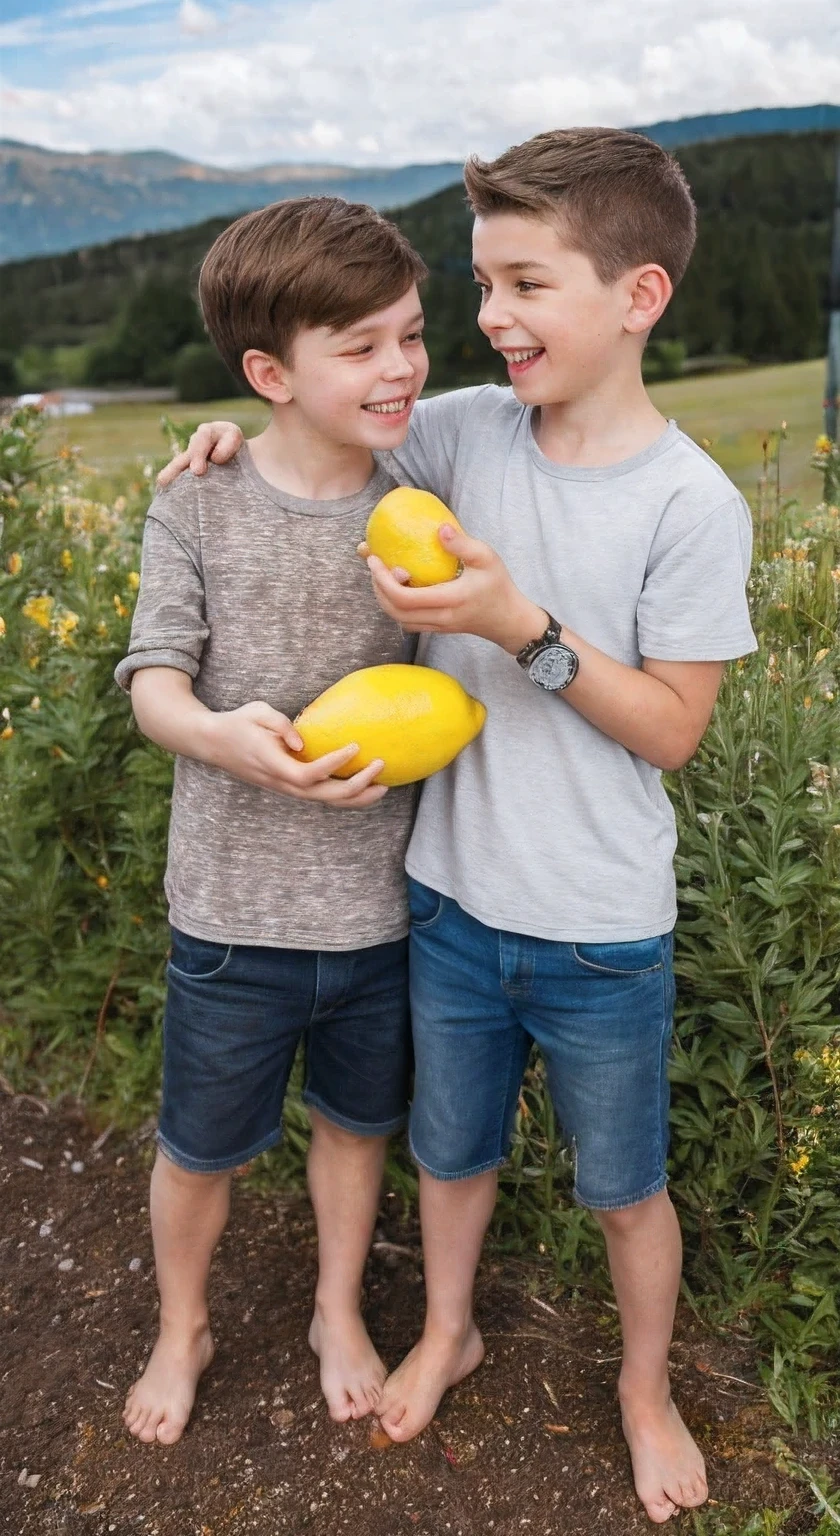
top-left (0, 1094), bottom-right (836, 1536)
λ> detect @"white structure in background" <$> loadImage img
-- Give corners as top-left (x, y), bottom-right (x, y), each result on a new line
top-left (14, 392), bottom-right (94, 417)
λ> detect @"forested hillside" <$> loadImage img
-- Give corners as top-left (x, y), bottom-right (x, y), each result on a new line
top-left (1, 130), bottom-right (833, 395)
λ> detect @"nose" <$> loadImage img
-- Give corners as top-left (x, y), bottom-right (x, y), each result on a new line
top-left (476, 290), bottom-right (514, 337)
top-left (381, 342), bottom-right (416, 381)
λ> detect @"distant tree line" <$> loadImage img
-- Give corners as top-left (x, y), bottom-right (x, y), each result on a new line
top-left (0, 130), bottom-right (833, 399)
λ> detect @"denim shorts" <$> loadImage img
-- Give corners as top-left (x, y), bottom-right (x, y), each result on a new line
top-left (158, 927), bottom-right (411, 1173)
top-left (407, 879), bottom-right (675, 1210)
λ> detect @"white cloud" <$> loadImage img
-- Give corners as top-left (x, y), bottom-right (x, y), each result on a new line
top-left (178, 0), bottom-right (217, 34)
top-left (1, 0), bottom-right (838, 165)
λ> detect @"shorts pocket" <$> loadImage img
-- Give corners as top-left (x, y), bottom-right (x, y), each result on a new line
top-left (407, 877), bottom-right (445, 932)
top-left (168, 928), bottom-right (234, 981)
top-left (572, 936), bottom-right (664, 977)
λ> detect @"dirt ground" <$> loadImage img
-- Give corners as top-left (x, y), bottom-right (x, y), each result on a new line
top-left (1, 1092), bottom-right (837, 1536)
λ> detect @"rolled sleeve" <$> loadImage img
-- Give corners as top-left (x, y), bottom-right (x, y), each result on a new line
top-left (115, 502), bottom-right (209, 694)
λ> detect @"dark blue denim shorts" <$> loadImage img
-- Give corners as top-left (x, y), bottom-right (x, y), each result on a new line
top-left (407, 879), bottom-right (675, 1210)
top-left (158, 927), bottom-right (411, 1173)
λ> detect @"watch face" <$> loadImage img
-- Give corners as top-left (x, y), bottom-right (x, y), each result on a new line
top-left (529, 644), bottom-right (578, 691)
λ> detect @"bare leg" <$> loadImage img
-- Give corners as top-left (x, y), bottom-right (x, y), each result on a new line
top-left (594, 1190), bottom-right (708, 1523)
top-left (123, 1150), bottom-right (228, 1444)
top-left (306, 1109), bottom-right (388, 1421)
top-left (378, 1168), bottom-right (494, 1441)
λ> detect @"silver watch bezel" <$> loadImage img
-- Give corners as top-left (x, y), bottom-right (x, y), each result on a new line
top-left (527, 643), bottom-right (579, 692)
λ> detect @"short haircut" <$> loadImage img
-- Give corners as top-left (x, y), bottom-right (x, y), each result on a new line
top-left (464, 127), bottom-right (697, 287)
top-left (198, 196), bottom-right (428, 384)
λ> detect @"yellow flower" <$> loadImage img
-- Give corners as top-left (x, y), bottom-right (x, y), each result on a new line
top-left (113, 595), bottom-right (129, 619)
top-left (96, 620), bottom-right (108, 637)
top-left (814, 648), bottom-right (830, 664)
top-left (803, 696), bottom-right (812, 710)
top-left (7, 552), bottom-right (22, 576)
top-left (29, 655), bottom-right (40, 669)
top-left (22, 594), bottom-right (54, 629)
top-left (55, 610), bottom-right (79, 645)
top-left (127, 570), bottom-right (140, 591)
top-left (814, 434), bottom-right (832, 454)
top-left (0, 725), bottom-right (13, 741)
top-left (0, 616), bottom-right (5, 640)
top-left (29, 696), bottom-right (41, 711)
top-left (114, 496), bottom-right (127, 515)
top-left (789, 1152), bottom-right (810, 1177)
top-left (96, 874), bottom-right (109, 889)
top-left (5, 494), bottom-right (19, 510)
top-left (60, 549), bottom-right (73, 572)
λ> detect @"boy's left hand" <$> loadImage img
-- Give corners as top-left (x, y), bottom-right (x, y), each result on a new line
top-left (364, 524), bottom-right (545, 655)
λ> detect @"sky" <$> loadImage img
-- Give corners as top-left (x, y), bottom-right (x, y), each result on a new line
top-left (1, 0), bottom-right (839, 167)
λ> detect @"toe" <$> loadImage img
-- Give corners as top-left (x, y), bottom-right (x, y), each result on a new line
top-left (156, 1416), bottom-right (185, 1445)
top-left (138, 1416), bottom-right (161, 1444)
top-left (327, 1393), bottom-right (354, 1423)
top-left (644, 1495), bottom-right (678, 1524)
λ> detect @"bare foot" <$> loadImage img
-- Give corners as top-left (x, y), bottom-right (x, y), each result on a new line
top-left (619, 1386), bottom-right (708, 1524)
top-left (308, 1304), bottom-right (386, 1422)
top-left (378, 1324), bottom-right (485, 1442)
top-left (123, 1323), bottom-right (214, 1445)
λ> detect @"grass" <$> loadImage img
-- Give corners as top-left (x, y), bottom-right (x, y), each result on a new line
top-left (42, 357), bottom-right (827, 506)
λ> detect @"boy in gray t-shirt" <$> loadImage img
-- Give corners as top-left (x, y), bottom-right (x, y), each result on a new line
top-left (115, 196), bottom-right (431, 1448)
top-left (167, 131), bottom-right (756, 1523)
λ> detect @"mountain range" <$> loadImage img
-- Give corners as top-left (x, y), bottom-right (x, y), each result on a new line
top-left (2, 103), bottom-right (838, 263)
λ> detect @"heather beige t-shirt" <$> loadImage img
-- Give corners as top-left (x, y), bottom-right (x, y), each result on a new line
top-left (115, 447), bottom-right (415, 950)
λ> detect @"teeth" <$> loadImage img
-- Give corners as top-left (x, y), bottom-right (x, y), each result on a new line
top-left (363, 398), bottom-right (409, 414)
top-left (503, 349), bottom-right (542, 363)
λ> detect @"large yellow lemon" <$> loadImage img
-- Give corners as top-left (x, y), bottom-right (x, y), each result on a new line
top-left (294, 664), bottom-right (486, 787)
top-left (365, 487), bottom-right (464, 586)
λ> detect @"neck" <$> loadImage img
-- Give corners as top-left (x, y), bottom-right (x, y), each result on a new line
top-left (248, 405), bottom-right (375, 500)
top-left (534, 365), bottom-right (667, 469)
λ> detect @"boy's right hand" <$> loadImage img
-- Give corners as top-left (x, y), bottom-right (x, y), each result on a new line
top-left (157, 422), bottom-right (244, 488)
top-left (206, 700), bottom-right (388, 808)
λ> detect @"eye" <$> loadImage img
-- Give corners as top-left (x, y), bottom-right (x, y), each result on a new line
top-left (344, 344), bottom-right (374, 356)
top-left (403, 330), bottom-right (425, 344)
top-left (516, 281), bottom-right (540, 293)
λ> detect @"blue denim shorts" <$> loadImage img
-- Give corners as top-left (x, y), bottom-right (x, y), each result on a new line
top-left (159, 927), bottom-right (411, 1173)
top-left (407, 879), bottom-right (675, 1210)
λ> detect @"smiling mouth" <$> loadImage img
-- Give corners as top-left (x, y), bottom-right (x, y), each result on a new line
top-left (500, 348), bottom-right (544, 367)
top-left (362, 397), bottom-right (411, 415)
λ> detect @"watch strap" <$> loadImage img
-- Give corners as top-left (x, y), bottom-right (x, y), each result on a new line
top-left (515, 612), bottom-right (562, 669)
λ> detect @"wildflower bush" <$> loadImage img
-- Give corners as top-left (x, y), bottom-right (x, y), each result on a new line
top-left (1, 408), bottom-right (838, 1432)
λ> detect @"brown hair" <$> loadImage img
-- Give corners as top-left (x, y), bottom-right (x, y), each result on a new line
top-left (463, 127), bottom-right (696, 287)
top-left (198, 196), bottom-right (428, 384)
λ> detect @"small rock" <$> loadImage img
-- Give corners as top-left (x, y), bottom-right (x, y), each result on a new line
top-left (18, 1469), bottom-right (42, 1488)
top-left (270, 1408), bottom-right (295, 1429)
top-left (39, 1222), bottom-right (53, 1238)
top-left (63, 1150), bottom-right (73, 1162)
top-left (128, 1258), bottom-right (142, 1273)
top-left (20, 1157), bottom-right (44, 1171)
top-left (71, 1161), bottom-right (85, 1175)
top-left (57, 1258), bottom-right (74, 1272)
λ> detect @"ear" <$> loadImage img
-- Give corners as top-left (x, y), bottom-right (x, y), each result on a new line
top-left (241, 349), bottom-right (293, 404)
top-left (623, 265), bottom-right (673, 336)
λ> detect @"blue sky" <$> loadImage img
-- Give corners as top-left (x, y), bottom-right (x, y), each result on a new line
top-left (1, 0), bottom-right (838, 167)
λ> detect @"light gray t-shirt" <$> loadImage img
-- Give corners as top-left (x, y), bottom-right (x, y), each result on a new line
top-left (115, 448), bottom-right (416, 950)
top-left (384, 386), bottom-right (757, 942)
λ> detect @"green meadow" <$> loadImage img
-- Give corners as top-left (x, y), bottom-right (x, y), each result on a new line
top-left (43, 357), bottom-right (826, 507)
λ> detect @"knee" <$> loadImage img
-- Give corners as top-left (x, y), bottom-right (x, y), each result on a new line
top-left (153, 1150), bottom-right (231, 1188)
top-left (308, 1109), bottom-right (384, 1154)
top-left (591, 1189), bottom-right (671, 1237)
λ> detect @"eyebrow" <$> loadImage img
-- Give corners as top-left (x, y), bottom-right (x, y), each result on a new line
top-left (341, 310), bottom-right (425, 337)
top-left (472, 261), bottom-right (553, 276)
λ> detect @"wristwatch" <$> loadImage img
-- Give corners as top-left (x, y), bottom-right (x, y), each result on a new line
top-left (516, 612), bottom-right (579, 692)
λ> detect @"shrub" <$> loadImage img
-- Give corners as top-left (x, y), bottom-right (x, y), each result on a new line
top-left (173, 343), bottom-right (240, 403)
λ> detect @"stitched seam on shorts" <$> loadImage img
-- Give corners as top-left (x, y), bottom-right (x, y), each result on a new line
top-left (167, 942), bottom-right (234, 982)
top-left (571, 944), bottom-right (663, 977)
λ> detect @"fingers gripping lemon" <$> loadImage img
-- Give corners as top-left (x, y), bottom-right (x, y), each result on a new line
top-left (294, 665), bottom-right (486, 787)
top-left (364, 487), bottom-right (465, 586)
